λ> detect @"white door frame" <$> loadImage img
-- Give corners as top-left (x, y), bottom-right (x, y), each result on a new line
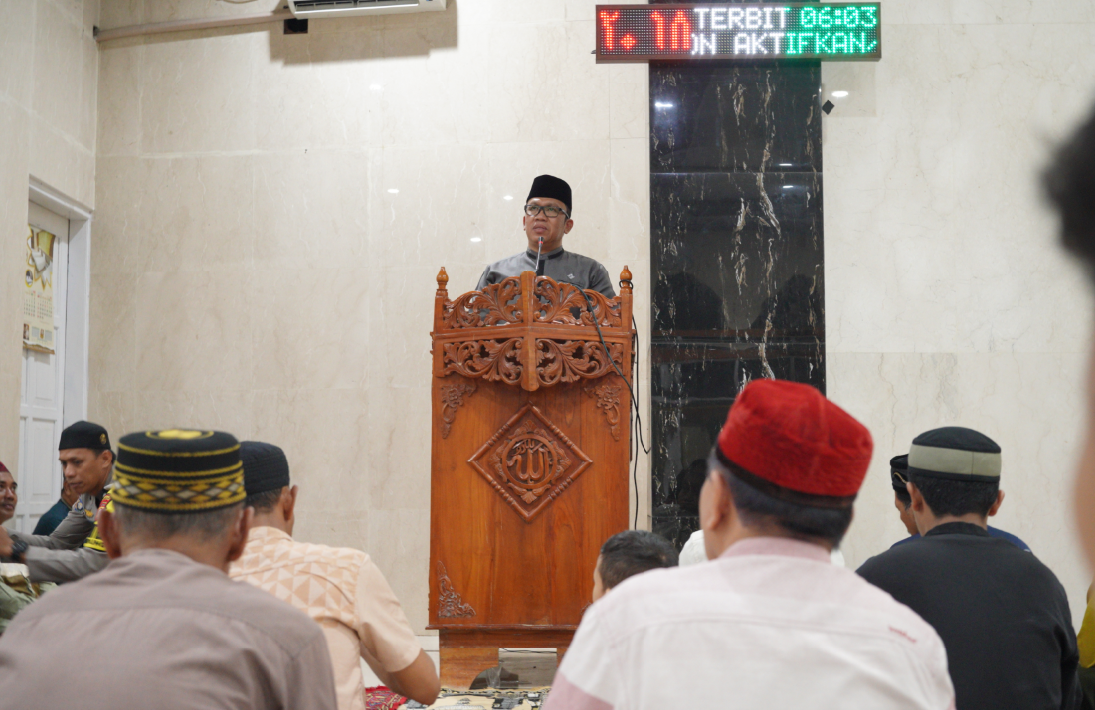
top-left (29, 177), bottom-right (90, 428)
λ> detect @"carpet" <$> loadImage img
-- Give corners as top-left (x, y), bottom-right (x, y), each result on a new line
top-left (365, 686), bottom-right (407, 710)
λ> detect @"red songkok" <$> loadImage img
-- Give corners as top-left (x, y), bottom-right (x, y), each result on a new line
top-left (715, 379), bottom-right (873, 504)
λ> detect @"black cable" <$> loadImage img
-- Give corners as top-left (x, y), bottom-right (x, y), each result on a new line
top-left (575, 289), bottom-right (650, 529)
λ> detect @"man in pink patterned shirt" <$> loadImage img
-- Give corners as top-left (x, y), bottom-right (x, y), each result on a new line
top-left (230, 441), bottom-right (439, 710)
top-left (544, 379), bottom-right (955, 710)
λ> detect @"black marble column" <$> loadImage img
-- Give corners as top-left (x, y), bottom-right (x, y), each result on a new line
top-left (649, 61), bottom-right (825, 549)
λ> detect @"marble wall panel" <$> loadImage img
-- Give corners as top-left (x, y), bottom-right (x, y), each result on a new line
top-left (134, 270), bottom-right (254, 392)
top-left (0, 0), bottom-right (37, 109)
top-left (138, 28), bottom-right (257, 154)
top-left (141, 155), bottom-right (255, 272)
top-left (252, 150), bottom-right (368, 269)
top-left (96, 38), bottom-right (142, 157)
top-left (250, 268), bottom-right (372, 391)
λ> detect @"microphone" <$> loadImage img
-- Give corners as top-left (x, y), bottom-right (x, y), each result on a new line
top-left (535, 237), bottom-right (545, 276)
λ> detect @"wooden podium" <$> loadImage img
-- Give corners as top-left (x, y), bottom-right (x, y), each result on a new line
top-left (428, 268), bottom-right (635, 687)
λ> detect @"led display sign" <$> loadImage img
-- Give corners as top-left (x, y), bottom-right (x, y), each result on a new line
top-left (596, 3), bottom-right (881, 62)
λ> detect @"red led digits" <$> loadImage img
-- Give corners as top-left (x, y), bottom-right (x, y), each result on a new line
top-left (669, 10), bottom-right (692, 51)
top-left (599, 10), bottom-right (620, 50)
top-left (650, 10), bottom-right (666, 50)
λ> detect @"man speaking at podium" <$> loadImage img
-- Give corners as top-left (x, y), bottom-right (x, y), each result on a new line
top-left (477, 175), bottom-right (616, 298)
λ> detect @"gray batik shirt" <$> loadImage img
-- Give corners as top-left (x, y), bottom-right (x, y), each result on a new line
top-left (476, 247), bottom-right (616, 298)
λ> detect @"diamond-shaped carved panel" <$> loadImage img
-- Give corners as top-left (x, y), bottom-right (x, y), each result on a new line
top-left (468, 405), bottom-right (592, 522)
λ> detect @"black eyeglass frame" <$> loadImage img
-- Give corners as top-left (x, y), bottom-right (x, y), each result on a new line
top-left (523, 203), bottom-right (570, 220)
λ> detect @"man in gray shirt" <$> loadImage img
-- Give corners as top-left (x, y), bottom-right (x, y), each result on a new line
top-left (477, 174), bottom-right (616, 298)
top-left (0, 428), bottom-right (336, 710)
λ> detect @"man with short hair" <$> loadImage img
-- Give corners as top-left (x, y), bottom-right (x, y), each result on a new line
top-left (545, 379), bottom-right (955, 710)
top-left (592, 530), bottom-right (677, 602)
top-left (476, 175), bottom-right (615, 297)
top-left (229, 441), bottom-right (439, 709)
top-left (859, 427), bottom-right (1081, 710)
top-left (0, 429), bottom-right (337, 709)
top-left (0, 421), bottom-right (114, 582)
top-left (887, 453), bottom-right (1031, 551)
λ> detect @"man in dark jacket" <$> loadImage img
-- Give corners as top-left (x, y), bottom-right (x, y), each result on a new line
top-left (859, 426), bottom-right (1081, 710)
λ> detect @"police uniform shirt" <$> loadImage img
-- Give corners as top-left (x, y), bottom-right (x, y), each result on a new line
top-left (11, 487), bottom-right (110, 583)
top-left (858, 522), bottom-right (1082, 710)
top-left (477, 247), bottom-right (616, 298)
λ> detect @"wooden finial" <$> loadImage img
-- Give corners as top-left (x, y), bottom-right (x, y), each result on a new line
top-left (620, 265), bottom-right (633, 293)
top-left (436, 267), bottom-right (449, 296)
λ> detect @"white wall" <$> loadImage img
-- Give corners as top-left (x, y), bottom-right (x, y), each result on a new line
top-left (825, 0), bottom-right (1095, 624)
top-left (0, 0), bottom-right (98, 479)
top-left (92, 0), bottom-right (650, 633)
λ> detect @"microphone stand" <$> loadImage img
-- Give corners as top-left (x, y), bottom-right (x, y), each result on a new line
top-left (535, 237), bottom-right (545, 276)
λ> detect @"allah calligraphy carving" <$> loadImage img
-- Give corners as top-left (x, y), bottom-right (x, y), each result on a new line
top-left (439, 381), bottom-right (476, 439)
top-left (585, 383), bottom-right (623, 441)
top-left (469, 405), bottom-right (592, 522)
top-left (436, 562), bottom-right (476, 619)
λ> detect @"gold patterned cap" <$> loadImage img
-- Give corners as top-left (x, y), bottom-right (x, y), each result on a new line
top-left (112, 429), bottom-right (245, 513)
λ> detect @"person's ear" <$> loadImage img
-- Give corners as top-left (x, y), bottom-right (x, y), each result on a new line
top-left (563, 217), bottom-right (573, 235)
top-left (226, 506), bottom-right (253, 563)
top-left (99, 449), bottom-right (113, 469)
top-left (99, 508), bottom-right (124, 560)
top-left (700, 470), bottom-right (732, 531)
top-left (282, 485), bottom-right (298, 522)
top-left (907, 481), bottom-right (927, 513)
top-left (988, 489), bottom-right (1005, 517)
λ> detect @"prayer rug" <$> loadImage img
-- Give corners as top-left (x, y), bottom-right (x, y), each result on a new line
top-left (365, 686), bottom-right (406, 710)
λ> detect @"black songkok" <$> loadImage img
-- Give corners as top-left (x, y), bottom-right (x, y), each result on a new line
top-left (889, 454), bottom-right (909, 492)
top-left (59, 421), bottom-right (111, 452)
top-left (113, 430), bottom-right (244, 512)
top-left (240, 441), bottom-right (291, 496)
top-left (908, 426), bottom-right (1002, 483)
top-left (527, 174), bottom-right (572, 214)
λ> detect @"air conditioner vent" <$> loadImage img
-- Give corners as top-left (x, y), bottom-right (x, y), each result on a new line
top-left (288, 0), bottom-right (446, 18)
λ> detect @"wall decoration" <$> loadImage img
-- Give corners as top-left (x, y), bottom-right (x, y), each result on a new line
top-left (23, 225), bottom-right (56, 353)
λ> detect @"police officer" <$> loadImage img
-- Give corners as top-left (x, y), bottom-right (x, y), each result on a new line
top-left (0, 421), bottom-right (113, 582)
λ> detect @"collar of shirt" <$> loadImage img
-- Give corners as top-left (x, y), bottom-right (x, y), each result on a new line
top-left (525, 246), bottom-right (565, 261)
top-left (247, 525), bottom-right (293, 544)
top-left (717, 535), bottom-right (832, 563)
top-left (924, 521), bottom-right (990, 538)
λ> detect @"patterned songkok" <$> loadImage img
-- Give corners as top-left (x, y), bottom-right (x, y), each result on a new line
top-left (112, 429), bottom-right (245, 512)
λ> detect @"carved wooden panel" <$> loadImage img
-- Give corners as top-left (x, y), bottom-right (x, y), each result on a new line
top-left (584, 383), bottom-right (622, 441)
top-left (441, 338), bottom-right (523, 384)
top-left (436, 562), bottom-right (476, 619)
top-left (536, 340), bottom-right (626, 387)
top-left (533, 278), bottom-right (623, 327)
top-left (468, 405), bottom-right (592, 522)
top-left (439, 381), bottom-right (476, 439)
top-left (442, 277), bottom-right (522, 328)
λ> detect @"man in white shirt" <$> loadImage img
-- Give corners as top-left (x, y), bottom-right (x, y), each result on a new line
top-left (545, 378), bottom-right (955, 710)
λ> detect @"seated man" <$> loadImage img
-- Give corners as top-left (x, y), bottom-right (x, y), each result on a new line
top-left (0, 421), bottom-right (114, 582)
top-left (476, 175), bottom-right (615, 298)
top-left (229, 441), bottom-right (439, 709)
top-left (887, 453), bottom-right (1031, 551)
top-left (32, 477), bottom-right (79, 536)
top-left (859, 427), bottom-right (1081, 710)
top-left (0, 429), bottom-right (336, 709)
top-left (0, 462), bottom-right (14, 527)
top-left (592, 530), bottom-right (678, 602)
top-left (545, 379), bottom-right (954, 710)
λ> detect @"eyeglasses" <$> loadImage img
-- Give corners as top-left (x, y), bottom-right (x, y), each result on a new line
top-left (524, 204), bottom-right (569, 219)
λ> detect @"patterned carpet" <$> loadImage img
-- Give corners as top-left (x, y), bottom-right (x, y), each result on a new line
top-left (366, 686), bottom-right (407, 710)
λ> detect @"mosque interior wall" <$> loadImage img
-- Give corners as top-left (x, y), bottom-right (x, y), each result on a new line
top-left (90, 0), bottom-right (651, 634)
top-left (0, 0), bottom-right (99, 478)
top-left (824, 0), bottom-right (1095, 625)
top-left (0, 0), bottom-right (1088, 635)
